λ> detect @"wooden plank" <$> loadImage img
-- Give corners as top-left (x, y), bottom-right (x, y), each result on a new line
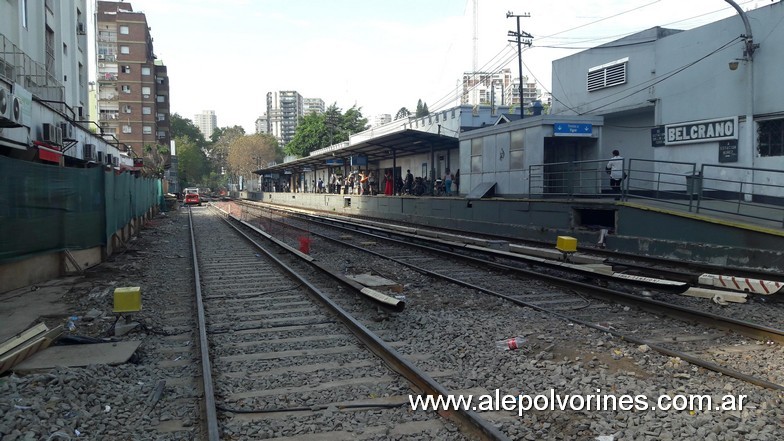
top-left (0, 323), bottom-right (49, 356)
top-left (0, 326), bottom-right (62, 375)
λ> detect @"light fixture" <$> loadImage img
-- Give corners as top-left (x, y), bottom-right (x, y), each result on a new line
top-left (728, 60), bottom-right (740, 71)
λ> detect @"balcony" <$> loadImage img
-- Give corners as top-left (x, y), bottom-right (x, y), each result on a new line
top-left (0, 31), bottom-right (65, 106)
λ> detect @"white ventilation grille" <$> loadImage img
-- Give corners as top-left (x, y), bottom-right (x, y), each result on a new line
top-left (587, 57), bottom-right (628, 92)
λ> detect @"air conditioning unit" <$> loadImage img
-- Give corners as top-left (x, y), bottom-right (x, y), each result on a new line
top-left (106, 153), bottom-right (113, 165)
top-left (0, 88), bottom-right (9, 120)
top-left (42, 123), bottom-right (58, 143)
top-left (0, 89), bottom-right (21, 125)
top-left (83, 144), bottom-right (97, 161)
top-left (55, 126), bottom-right (63, 146)
top-left (98, 54), bottom-right (105, 60)
top-left (97, 151), bottom-right (105, 163)
top-left (60, 122), bottom-right (74, 140)
top-left (77, 22), bottom-right (86, 35)
top-left (112, 156), bottom-right (119, 167)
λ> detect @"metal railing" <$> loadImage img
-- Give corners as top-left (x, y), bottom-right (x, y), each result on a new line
top-left (529, 157), bottom-right (784, 227)
top-left (528, 158), bottom-right (609, 198)
top-left (0, 32), bottom-right (65, 107)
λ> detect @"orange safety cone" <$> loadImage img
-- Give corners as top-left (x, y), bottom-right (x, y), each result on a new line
top-left (298, 236), bottom-right (311, 254)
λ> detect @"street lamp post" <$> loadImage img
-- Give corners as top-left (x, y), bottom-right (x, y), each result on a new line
top-left (723, 0), bottom-right (758, 200)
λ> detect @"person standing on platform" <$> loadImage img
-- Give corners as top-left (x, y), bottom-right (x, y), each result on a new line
top-left (405, 169), bottom-right (414, 195)
top-left (384, 170), bottom-right (393, 195)
top-left (444, 169), bottom-right (452, 196)
top-left (606, 149), bottom-right (625, 199)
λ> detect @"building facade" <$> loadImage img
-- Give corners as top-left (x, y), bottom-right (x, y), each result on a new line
top-left (267, 90), bottom-right (303, 147)
top-left (461, 68), bottom-right (540, 111)
top-left (96, 1), bottom-right (170, 159)
top-left (303, 97), bottom-right (325, 115)
top-left (550, 3), bottom-right (784, 176)
top-left (194, 110), bottom-right (217, 138)
top-left (0, 0), bottom-right (129, 169)
top-left (255, 113), bottom-right (268, 134)
top-left (372, 114), bottom-right (392, 127)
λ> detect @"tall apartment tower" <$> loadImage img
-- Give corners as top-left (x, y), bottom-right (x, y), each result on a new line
top-left (194, 110), bottom-right (217, 138)
top-left (96, 1), bottom-right (170, 158)
top-left (303, 98), bottom-right (325, 115)
top-left (461, 68), bottom-right (513, 106)
top-left (266, 91), bottom-right (303, 147)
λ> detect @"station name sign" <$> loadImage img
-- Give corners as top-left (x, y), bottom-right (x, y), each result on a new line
top-left (664, 117), bottom-right (737, 145)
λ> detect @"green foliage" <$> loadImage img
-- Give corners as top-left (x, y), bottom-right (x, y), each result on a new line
top-left (170, 114), bottom-right (207, 148)
top-left (395, 107), bottom-right (411, 120)
top-left (176, 135), bottom-right (209, 188)
top-left (285, 103), bottom-right (368, 157)
top-left (415, 99), bottom-right (429, 117)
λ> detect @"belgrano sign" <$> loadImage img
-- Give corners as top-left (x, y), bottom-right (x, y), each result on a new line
top-left (665, 116), bottom-right (738, 145)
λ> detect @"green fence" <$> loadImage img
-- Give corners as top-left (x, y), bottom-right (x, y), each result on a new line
top-left (0, 156), bottom-right (162, 263)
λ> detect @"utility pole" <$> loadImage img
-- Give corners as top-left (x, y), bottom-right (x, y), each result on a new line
top-left (507, 11), bottom-right (532, 119)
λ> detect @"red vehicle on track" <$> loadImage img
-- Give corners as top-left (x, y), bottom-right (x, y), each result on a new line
top-left (184, 193), bottom-right (201, 206)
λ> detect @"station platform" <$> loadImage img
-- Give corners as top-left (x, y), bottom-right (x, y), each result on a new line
top-left (250, 191), bottom-right (784, 272)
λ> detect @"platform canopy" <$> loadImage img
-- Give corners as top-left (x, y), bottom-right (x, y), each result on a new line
top-left (255, 129), bottom-right (458, 175)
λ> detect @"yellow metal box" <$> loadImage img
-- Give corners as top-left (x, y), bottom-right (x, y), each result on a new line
top-left (556, 236), bottom-right (578, 253)
top-left (113, 287), bottom-right (142, 313)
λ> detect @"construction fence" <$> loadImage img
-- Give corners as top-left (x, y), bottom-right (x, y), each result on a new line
top-left (0, 155), bottom-right (163, 263)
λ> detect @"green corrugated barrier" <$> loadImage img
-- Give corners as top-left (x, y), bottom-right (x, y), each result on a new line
top-left (0, 156), bottom-right (161, 263)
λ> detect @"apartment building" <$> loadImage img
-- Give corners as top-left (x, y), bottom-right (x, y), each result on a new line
top-left (267, 90), bottom-right (303, 147)
top-left (96, 1), bottom-right (170, 158)
top-left (194, 110), bottom-right (217, 138)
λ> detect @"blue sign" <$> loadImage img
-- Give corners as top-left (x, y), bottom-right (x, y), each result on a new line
top-left (553, 123), bottom-right (593, 137)
top-left (325, 158), bottom-right (344, 166)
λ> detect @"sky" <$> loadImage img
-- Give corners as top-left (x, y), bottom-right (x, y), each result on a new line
top-left (96, 0), bottom-right (761, 133)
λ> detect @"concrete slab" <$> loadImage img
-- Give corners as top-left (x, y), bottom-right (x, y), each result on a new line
top-left (12, 340), bottom-right (142, 372)
top-left (0, 280), bottom-right (73, 342)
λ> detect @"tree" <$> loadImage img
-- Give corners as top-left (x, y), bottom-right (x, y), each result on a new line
top-left (285, 104), bottom-right (368, 157)
top-left (208, 125), bottom-right (245, 176)
top-left (142, 143), bottom-right (170, 178)
top-left (395, 107), bottom-right (411, 120)
top-left (171, 113), bottom-right (207, 147)
top-left (176, 135), bottom-right (209, 187)
top-left (415, 99), bottom-right (429, 117)
top-left (226, 134), bottom-right (280, 185)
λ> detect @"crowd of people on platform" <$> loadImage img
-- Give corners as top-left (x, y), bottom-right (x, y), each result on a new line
top-left (265, 168), bottom-right (460, 196)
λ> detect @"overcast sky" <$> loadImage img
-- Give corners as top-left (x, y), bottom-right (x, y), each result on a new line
top-left (96, 0), bottom-right (758, 132)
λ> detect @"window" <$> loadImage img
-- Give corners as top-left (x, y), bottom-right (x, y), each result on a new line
top-left (121, 85), bottom-right (131, 93)
top-left (63, 43), bottom-right (67, 55)
top-left (122, 125), bottom-right (132, 134)
top-left (471, 138), bottom-right (483, 173)
top-left (143, 126), bottom-right (152, 135)
top-left (156, 95), bottom-right (165, 103)
top-left (120, 46), bottom-right (130, 54)
top-left (142, 106), bottom-right (151, 115)
top-left (510, 130), bottom-right (525, 170)
top-left (121, 65), bottom-right (130, 74)
top-left (142, 86), bottom-right (151, 96)
top-left (123, 105), bottom-right (132, 113)
top-left (119, 25), bottom-right (129, 35)
top-left (156, 113), bottom-right (165, 121)
top-left (758, 119), bottom-right (784, 157)
top-left (587, 57), bottom-right (628, 92)
top-left (141, 67), bottom-right (151, 76)
top-left (22, 0), bottom-right (28, 28)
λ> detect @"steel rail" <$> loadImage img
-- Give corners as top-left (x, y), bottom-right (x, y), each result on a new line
top-left (215, 209), bottom-right (510, 441)
top-left (249, 207), bottom-right (784, 390)
top-left (187, 208), bottom-right (220, 441)
top-left (273, 209), bottom-right (783, 336)
top-left (246, 200), bottom-right (784, 283)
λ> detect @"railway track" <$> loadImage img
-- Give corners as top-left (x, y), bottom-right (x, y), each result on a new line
top-left (187, 207), bottom-right (506, 440)
top-left (229, 201), bottom-right (784, 392)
